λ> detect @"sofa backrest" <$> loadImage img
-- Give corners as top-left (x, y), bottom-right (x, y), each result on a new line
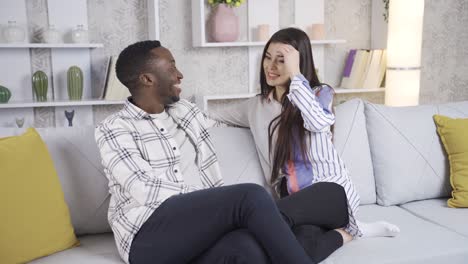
top-left (365, 100), bottom-right (468, 206)
top-left (209, 127), bottom-right (268, 188)
top-left (0, 125), bottom-right (267, 236)
top-left (334, 99), bottom-right (376, 205)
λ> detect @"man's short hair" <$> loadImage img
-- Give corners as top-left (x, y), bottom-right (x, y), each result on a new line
top-left (115, 40), bottom-right (161, 93)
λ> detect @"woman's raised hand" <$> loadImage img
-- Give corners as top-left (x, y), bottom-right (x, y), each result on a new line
top-left (278, 44), bottom-right (301, 79)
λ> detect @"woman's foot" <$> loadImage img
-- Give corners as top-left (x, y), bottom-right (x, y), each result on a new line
top-left (335, 228), bottom-right (353, 244)
top-left (357, 220), bottom-right (400, 238)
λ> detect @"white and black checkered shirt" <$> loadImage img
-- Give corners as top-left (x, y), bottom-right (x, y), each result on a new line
top-left (95, 99), bottom-right (224, 263)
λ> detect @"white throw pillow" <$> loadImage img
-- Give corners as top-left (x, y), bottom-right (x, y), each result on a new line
top-left (365, 101), bottom-right (468, 206)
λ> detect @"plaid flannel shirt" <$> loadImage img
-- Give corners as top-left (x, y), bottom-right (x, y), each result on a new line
top-left (95, 99), bottom-right (224, 263)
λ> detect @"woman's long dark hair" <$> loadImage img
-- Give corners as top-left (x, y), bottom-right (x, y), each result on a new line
top-left (260, 27), bottom-right (321, 185)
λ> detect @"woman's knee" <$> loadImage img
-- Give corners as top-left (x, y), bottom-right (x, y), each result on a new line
top-left (314, 182), bottom-right (347, 207)
top-left (313, 182), bottom-right (345, 195)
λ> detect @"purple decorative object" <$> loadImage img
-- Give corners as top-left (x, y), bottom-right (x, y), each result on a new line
top-left (343, 49), bottom-right (357, 77)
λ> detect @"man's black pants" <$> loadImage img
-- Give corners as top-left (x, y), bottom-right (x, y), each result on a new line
top-left (129, 182), bottom-right (348, 264)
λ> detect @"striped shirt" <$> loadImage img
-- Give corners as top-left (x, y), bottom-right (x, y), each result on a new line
top-left (208, 74), bottom-right (362, 237)
top-left (95, 99), bottom-right (224, 263)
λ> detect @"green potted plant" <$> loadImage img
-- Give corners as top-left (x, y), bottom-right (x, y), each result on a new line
top-left (207, 0), bottom-right (246, 42)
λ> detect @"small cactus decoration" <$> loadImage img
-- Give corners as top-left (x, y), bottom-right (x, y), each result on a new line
top-left (67, 66), bottom-right (83, 100)
top-left (0, 85), bottom-right (12, 103)
top-left (32, 70), bottom-right (48, 102)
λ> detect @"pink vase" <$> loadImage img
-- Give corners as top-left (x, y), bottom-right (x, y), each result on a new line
top-left (209, 4), bottom-right (239, 42)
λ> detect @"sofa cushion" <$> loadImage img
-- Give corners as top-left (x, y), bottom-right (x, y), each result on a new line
top-left (209, 127), bottom-right (267, 188)
top-left (365, 101), bottom-right (468, 206)
top-left (322, 204), bottom-right (468, 264)
top-left (0, 126), bottom-right (111, 236)
top-left (29, 234), bottom-right (122, 264)
top-left (434, 115), bottom-right (468, 208)
top-left (0, 128), bottom-right (79, 263)
top-left (334, 98), bottom-right (376, 204)
top-left (401, 199), bottom-right (468, 237)
top-left (37, 126), bottom-right (111, 235)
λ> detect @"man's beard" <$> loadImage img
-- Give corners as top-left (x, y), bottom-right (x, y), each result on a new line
top-left (170, 95), bottom-right (180, 103)
top-left (164, 95), bottom-right (180, 106)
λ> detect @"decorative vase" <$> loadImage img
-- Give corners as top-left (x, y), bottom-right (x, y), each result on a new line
top-left (67, 66), bottom-right (83, 100)
top-left (32, 70), bottom-right (48, 102)
top-left (209, 4), bottom-right (239, 42)
top-left (3, 21), bottom-right (26, 43)
top-left (70, 25), bottom-right (89, 43)
top-left (0, 85), bottom-right (12, 103)
top-left (256, 24), bottom-right (270, 41)
top-left (42, 25), bottom-right (61, 43)
top-left (307, 24), bottom-right (325, 40)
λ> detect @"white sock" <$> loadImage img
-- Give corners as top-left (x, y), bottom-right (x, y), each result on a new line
top-left (357, 220), bottom-right (400, 238)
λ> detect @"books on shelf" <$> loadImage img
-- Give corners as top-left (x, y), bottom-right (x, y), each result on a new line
top-left (340, 49), bottom-right (357, 88)
top-left (340, 49), bottom-right (387, 89)
top-left (102, 56), bottom-right (130, 100)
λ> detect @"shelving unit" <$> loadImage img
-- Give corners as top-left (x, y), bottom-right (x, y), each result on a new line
top-left (0, 0), bottom-right (102, 127)
top-left (0, 0), bottom-right (162, 127)
top-left (192, 0), bottom-right (356, 110)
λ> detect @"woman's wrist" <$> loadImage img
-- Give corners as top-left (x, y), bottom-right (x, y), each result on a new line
top-left (289, 71), bottom-right (301, 79)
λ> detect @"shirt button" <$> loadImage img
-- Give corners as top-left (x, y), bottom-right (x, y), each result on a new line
top-left (173, 147), bottom-right (176, 150)
top-left (160, 128), bottom-right (165, 132)
top-left (174, 169), bottom-right (178, 173)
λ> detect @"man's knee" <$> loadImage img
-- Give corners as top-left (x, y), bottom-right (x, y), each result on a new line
top-left (234, 183), bottom-right (270, 201)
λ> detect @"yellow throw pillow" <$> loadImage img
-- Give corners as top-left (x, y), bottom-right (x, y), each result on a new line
top-left (434, 115), bottom-right (468, 208)
top-left (0, 128), bottom-right (79, 263)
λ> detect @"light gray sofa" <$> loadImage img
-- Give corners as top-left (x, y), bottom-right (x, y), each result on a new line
top-left (5, 98), bottom-right (467, 263)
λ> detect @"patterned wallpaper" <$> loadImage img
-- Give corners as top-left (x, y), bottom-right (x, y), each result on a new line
top-left (23, 0), bottom-right (468, 126)
top-left (420, 0), bottom-right (468, 104)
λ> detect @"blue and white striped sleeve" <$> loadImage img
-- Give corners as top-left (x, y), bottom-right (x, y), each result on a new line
top-left (286, 74), bottom-right (335, 132)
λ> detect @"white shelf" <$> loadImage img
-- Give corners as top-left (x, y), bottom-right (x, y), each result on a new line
top-left (0, 43), bottom-right (104, 48)
top-left (334, 88), bottom-right (385, 94)
top-left (204, 93), bottom-right (257, 100)
top-left (203, 93), bottom-right (256, 110)
top-left (202, 88), bottom-right (385, 110)
top-left (0, 99), bottom-right (125, 109)
top-left (199, 39), bottom-right (346, 48)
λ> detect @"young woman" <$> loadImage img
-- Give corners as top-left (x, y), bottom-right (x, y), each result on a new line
top-left (208, 27), bottom-right (400, 262)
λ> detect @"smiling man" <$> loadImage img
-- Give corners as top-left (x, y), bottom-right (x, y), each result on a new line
top-left (94, 40), bottom-right (319, 264)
